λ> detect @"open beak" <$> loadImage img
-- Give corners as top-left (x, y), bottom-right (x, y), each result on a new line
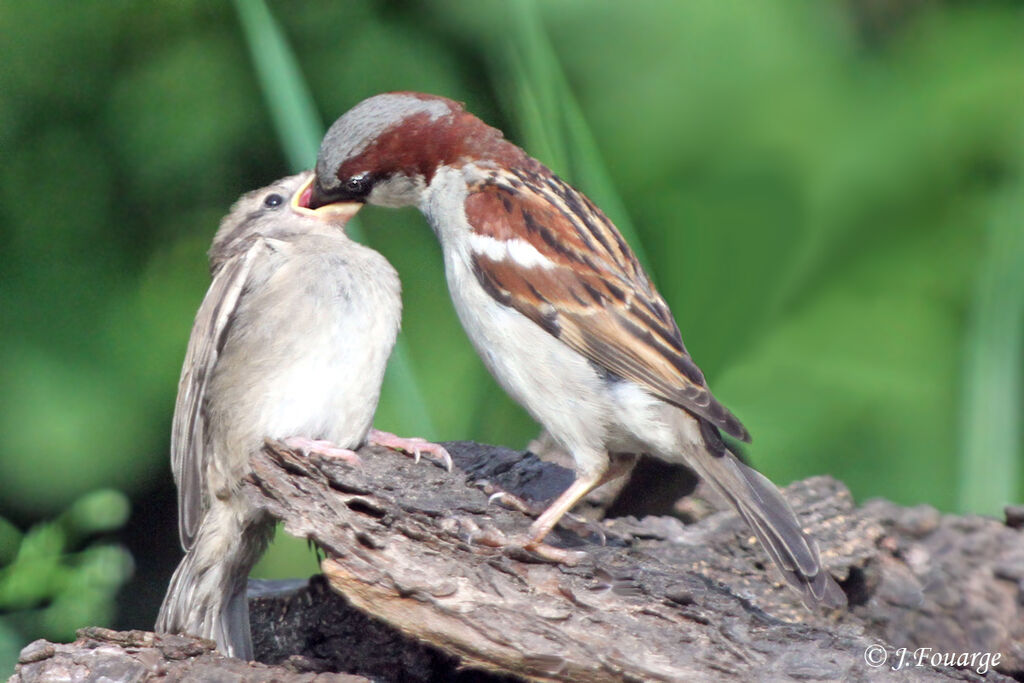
top-left (291, 174), bottom-right (361, 224)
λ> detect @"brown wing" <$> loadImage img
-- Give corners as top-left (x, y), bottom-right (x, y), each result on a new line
top-left (171, 237), bottom-right (269, 550)
top-left (463, 166), bottom-right (749, 442)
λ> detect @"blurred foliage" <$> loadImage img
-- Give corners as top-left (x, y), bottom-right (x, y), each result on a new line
top-left (1, 0), bottom-right (1022, 667)
top-left (0, 491), bottom-right (132, 673)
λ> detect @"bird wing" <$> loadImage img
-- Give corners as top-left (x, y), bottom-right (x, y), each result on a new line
top-left (170, 236), bottom-right (269, 551)
top-left (462, 166), bottom-right (749, 442)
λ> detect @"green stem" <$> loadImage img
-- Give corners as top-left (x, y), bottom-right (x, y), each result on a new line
top-left (957, 185), bottom-right (1024, 514)
top-left (505, 0), bottom-right (650, 270)
top-left (233, 0), bottom-right (322, 172)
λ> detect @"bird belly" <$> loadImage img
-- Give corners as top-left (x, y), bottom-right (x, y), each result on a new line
top-left (604, 379), bottom-right (695, 458)
top-left (207, 252), bottom-right (397, 474)
top-left (255, 322), bottom-right (384, 447)
top-left (444, 251), bottom-right (612, 476)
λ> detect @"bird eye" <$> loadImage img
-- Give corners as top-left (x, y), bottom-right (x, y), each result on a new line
top-left (345, 174), bottom-right (371, 196)
top-left (263, 193), bottom-right (284, 208)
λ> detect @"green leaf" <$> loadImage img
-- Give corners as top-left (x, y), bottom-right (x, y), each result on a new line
top-left (65, 490), bottom-right (131, 538)
top-left (0, 518), bottom-right (21, 567)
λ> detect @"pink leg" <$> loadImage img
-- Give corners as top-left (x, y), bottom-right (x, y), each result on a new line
top-left (368, 429), bottom-right (453, 472)
top-left (526, 454), bottom-right (634, 547)
top-left (489, 489), bottom-right (608, 547)
top-left (283, 436), bottom-right (361, 465)
top-left (488, 491), bottom-right (541, 515)
top-left (527, 472), bottom-right (605, 546)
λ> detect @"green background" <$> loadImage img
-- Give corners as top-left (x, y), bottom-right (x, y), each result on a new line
top-left (1, 0), bottom-right (1021, 672)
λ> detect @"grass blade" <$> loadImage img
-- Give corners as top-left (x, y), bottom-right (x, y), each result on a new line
top-left (957, 184), bottom-right (1024, 514)
top-left (232, 0), bottom-right (437, 436)
top-left (504, 0), bottom-right (650, 270)
top-left (502, 44), bottom-right (568, 177)
top-left (233, 0), bottom-right (322, 171)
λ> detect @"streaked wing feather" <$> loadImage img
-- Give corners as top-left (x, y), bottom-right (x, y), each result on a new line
top-left (170, 238), bottom-right (267, 551)
top-left (464, 169), bottom-right (749, 442)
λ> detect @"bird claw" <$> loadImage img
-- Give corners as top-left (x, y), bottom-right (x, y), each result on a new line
top-left (506, 533), bottom-right (587, 565)
top-left (282, 436), bottom-right (361, 465)
top-left (445, 519), bottom-right (584, 565)
top-left (368, 429), bottom-right (453, 471)
top-left (486, 490), bottom-right (606, 547)
top-left (488, 491), bottom-right (542, 515)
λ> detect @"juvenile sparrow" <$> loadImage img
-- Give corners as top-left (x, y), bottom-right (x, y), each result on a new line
top-left (305, 93), bottom-right (845, 608)
top-left (156, 171), bottom-right (450, 659)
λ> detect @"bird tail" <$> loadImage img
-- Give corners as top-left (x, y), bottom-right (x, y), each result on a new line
top-left (685, 425), bottom-right (846, 609)
top-left (155, 501), bottom-right (269, 659)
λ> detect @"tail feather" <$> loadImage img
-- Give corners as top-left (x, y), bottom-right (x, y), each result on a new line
top-left (155, 502), bottom-right (269, 659)
top-left (733, 463), bottom-right (820, 577)
top-left (156, 543), bottom-right (255, 660)
top-left (215, 586), bottom-right (254, 660)
top-left (686, 444), bottom-right (846, 609)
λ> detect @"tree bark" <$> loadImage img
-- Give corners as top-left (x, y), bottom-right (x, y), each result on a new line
top-left (13, 441), bottom-right (1023, 682)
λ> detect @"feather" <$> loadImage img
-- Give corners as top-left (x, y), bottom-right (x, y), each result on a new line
top-left (463, 167), bottom-right (750, 442)
top-left (170, 238), bottom-right (269, 551)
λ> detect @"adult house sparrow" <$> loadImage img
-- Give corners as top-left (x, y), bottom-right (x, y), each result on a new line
top-left (305, 93), bottom-right (845, 608)
top-left (155, 171), bottom-right (451, 659)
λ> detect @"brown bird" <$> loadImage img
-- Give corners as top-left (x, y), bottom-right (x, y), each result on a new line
top-left (156, 171), bottom-right (451, 658)
top-left (303, 93), bottom-right (845, 608)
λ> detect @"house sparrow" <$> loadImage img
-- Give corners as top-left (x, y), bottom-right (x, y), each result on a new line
top-left (304, 92), bottom-right (845, 608)
top-left (155, 171), bottom-right (451, 659)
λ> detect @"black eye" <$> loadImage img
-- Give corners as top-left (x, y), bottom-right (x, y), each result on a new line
top-left (263, 193), bottom-right (284, 208)
top-left (345, 174), bottom-right (371, 196)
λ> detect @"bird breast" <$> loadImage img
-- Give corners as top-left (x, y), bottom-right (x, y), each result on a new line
top-left (207, 236), bottom-right (401, 457)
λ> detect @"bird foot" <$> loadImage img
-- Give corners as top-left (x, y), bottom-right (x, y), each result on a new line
top-left (488, 490), bottom-right (542, 515)
top-left (488, 491), bottom-right (606, 545)
top-left (509, 534), bottom-right (588, 565)
top-left (368, 429), bottom-right (453, 471)
top-left (282, 436), bottom-right (361, 465)
top-left (441, 518), bottom-right (583, 564)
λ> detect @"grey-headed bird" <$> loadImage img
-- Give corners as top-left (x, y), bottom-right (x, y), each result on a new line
top-left (306, 93), bottom-right (845, 609)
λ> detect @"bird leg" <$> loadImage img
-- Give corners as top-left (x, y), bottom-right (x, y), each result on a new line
top-left (504, 474), bottom-right (608, 564)
top-left (489, 490), bottom-right (604, 544)
top-left (282, 436), bottom-right (361, 465)
top-left (526, 473), bottom-right (604, 547)
top-left (367, 429), bottom-right (453, 471)
top-left (526, 453), bottom-right (636, 547)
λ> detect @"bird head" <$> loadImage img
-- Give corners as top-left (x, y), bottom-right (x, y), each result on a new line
top-left (307, 92), bottom-right (523, 211)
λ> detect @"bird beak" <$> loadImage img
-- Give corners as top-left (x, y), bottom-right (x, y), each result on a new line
top-left (291, 174), bottom-right (361, 223)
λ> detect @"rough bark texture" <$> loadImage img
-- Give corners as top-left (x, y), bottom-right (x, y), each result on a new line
top-left (13, 441), bottom-right (1023, 682)
top-left (11, 628), bottom-right (369, 682)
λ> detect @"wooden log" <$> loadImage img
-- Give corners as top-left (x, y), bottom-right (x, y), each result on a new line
top-left (13, 440), bottom-right (1022, 681)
